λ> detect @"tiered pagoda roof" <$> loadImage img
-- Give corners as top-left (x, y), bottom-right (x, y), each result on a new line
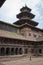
top-left (14, 5), bottom-right (38, 27)
top-left (0, 0), bottom-right (6, 7)
top-left (17, 12), bottom-right (35, 19)
top-left (20, 5), bottom-right (31, 12)
top-left (0, 21), bottom-right (43, 32)
top-left (14, 19), bottom-right (38, 26)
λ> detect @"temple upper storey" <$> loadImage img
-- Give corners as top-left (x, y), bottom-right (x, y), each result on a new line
top-left (17, 5), bottom-right (35, 19)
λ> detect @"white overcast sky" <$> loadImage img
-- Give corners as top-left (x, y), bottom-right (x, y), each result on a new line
top-left (0, 0), bottom-right (43, 29)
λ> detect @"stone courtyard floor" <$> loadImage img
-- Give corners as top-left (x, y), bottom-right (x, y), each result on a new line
top-left (0, 56), bottom-right (43, 65)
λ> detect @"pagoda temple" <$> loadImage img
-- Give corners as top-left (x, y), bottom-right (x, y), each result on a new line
top-left (0, 5), bottom-right (43, 57)
top-left (14, 5), bottom-right (38, 26)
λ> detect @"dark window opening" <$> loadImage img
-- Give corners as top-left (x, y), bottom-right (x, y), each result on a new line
top-left (15, 48), bottom-right (18, 55)
top-left (1, 48), bottom-right (5, 56)
top-left (39, 49), bottom-right (42, 54)
top-left (11, 48), bottom-right (14, 55)
top-left (33, 34), bottom-right (37, 37)
top-left (31, 49), bottom-right (34, 53)
top-left (6, 48), bottom-right (10, 55)
top-left (19, 48), bottom-right (22, 54)
top-left (29, 33), bottom-right (31, 36)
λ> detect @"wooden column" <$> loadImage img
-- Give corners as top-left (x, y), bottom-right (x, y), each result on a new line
top-left (42, 49), bottom-right (43, 54)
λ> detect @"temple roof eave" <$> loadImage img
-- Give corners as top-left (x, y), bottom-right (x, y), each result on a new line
top-left (17, 12), bottom-right (35, 19)
top-left (20, 6), bottom-right (31, 12)
top-left (18, 23), bottom-right (43, 32)
top-left (14, 19), bottom-right (38, 26)
top-left (0, 21), bottom-right (19, 28)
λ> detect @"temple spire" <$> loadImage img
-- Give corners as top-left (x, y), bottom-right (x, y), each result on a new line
top-left (25, 3), bottom-right (27, 7)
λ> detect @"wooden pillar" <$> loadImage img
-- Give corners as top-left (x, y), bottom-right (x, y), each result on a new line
top-left (22, 48), bottom-right (25, 55)
top-left (0, 48), bottom-right (1, 56)
top-left (42, 49), bottom-right (43, 54)
top-left (9, 48), bottom-right (11, 55)
top-left (28, 48), bottom-right (32, 56)
top-left (4, 48), bottom-right (6, 56)
top-left (34, 48), bottom-right (38, 55)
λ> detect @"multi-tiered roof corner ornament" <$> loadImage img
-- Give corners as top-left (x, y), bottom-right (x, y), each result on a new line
top-left (0, 0), bottom-right (6, 7)
top-left (14, 5), bottom-right (38, 27)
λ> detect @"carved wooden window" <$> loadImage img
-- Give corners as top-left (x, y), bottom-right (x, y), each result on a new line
top-left (29, 33), bottom-right (31, 36)
top-left (33, 34), bottom-right (37, 37)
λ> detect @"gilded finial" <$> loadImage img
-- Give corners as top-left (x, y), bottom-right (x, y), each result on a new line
top-left (25, 3), bottom-right (27, 7)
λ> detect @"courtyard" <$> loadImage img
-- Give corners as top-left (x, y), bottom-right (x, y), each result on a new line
top-left (0, 56), bottom-right (43, 65)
